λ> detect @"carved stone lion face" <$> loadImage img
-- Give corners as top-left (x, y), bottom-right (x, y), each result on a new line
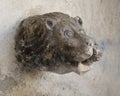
top-left (15, 12), bottom-right (102, 73)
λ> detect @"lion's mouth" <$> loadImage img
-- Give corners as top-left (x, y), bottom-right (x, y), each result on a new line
top-left (81, 48), bottom-right (102, 65)
top-left (74, 47), bottom-right (102, 65)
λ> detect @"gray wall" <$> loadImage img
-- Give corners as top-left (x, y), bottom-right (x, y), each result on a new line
top-left (0, 0), bottom-right (120, 96)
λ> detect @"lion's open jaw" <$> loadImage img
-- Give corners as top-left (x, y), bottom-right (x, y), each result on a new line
top-left (81, 47), bottom-right (102, 65)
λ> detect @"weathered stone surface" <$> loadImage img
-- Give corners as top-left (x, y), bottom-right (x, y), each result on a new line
top-left (0, 0), bottom-right (120, 96)
top-left (15, 12), bottom-right (102, 74)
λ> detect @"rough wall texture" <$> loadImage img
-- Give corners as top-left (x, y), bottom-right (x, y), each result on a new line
top-left (0, 0), bottom-right (120, 96)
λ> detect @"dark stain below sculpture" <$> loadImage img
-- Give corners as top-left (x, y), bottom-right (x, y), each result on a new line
top-left (15, 12), bottom-right (102, 74)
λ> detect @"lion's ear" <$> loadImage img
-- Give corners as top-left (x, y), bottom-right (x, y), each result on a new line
top-left (45, 19), bottom-right (55, 30)
top-left (74, 16), bottom-right (83, 25)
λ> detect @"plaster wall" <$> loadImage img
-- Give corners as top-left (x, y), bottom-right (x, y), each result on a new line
top-left (0, 0), bottom-right (120, 96)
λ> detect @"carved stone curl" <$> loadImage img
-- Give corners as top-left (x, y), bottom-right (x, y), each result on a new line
top-left (15, 12), bottom-right (102, 73)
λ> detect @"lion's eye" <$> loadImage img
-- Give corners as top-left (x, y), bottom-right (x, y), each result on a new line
top-left (64, 30), bottom-right (74, 37)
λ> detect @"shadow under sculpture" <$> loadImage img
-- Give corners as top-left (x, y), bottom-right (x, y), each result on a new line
top-left (15, 12), bottom-right (102, 74)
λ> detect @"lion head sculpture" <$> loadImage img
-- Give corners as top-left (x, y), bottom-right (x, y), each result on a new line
top-left (15, 12), bottom-right (102, 73)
